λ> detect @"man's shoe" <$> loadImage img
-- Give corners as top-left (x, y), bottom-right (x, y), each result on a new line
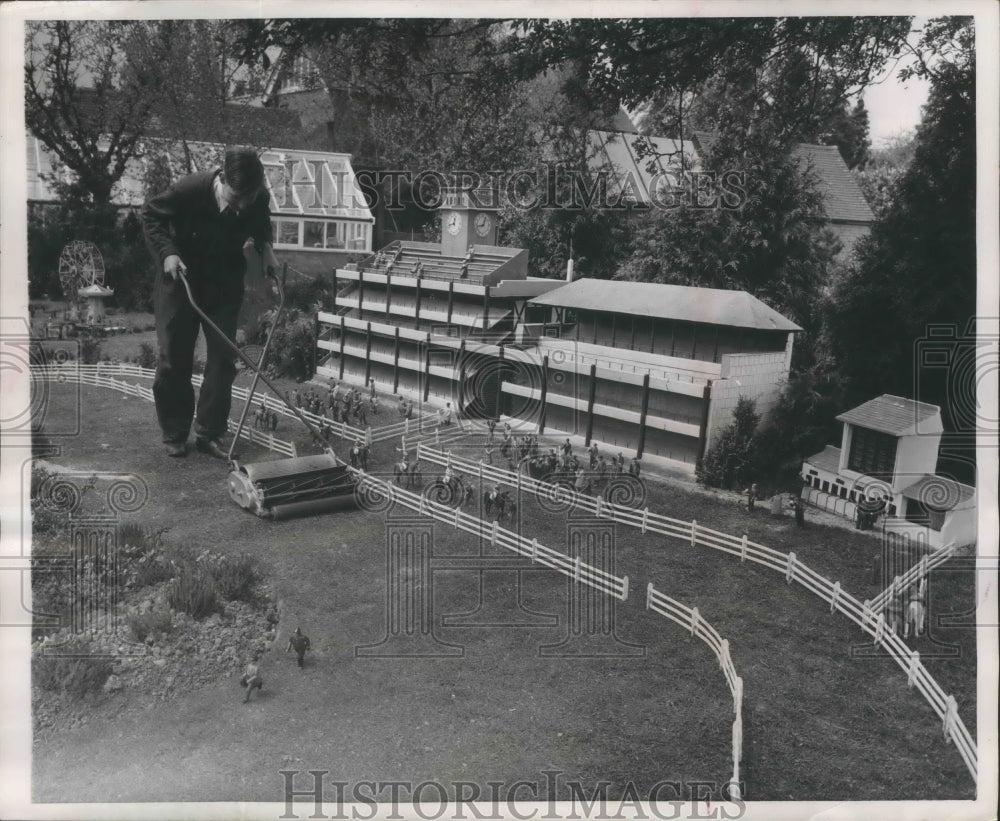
top-left (195, 437), bottom-right (228, 459)
top-left (165, 442), bottom-right (187, 458)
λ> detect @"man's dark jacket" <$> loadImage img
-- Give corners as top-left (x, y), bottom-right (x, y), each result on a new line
top-left (142, 170), bottom-right (273, 281)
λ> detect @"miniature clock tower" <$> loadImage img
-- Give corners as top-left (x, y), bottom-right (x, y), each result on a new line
top-left (440, 187), bottom-right (499, 257)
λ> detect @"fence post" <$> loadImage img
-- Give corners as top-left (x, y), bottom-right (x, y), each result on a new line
top-left (943, 695), bottom-right (957, 741)
top-left (574, 556), bottom-right (581, 583)
top-left (596, 496), bottom-right (603, 518)
top-left (690, 607), bottom-right (700, 637)
top-left (621, 576), bottom-right (629, 601)
top-left (531, 538), bottom-right (538, 564)
top-left (720, 638), bottom-right (730, 670)
top-left (740, 533), bottom-right (748, 563)
top-left (830, 581), bottom-right (841, 614)
top-left (862, 600), bottom-right (875, 632)
top-left (691, 520), bottom-right (698, 548)
top-left (645, 582), bottom-right (654, 610)
top-left (491, 520), bottom-right (498, 545)
top-left (907, 649), bottom-right (920, 687)
top-left (641, 508), bottom-right (649, 534)
top-left (874, 613), bottom-right (885, 646)
top-left (786, 552), bottom-right (796, 584)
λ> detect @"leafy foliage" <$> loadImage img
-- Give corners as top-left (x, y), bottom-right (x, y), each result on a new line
top-left (127, 609), bottom-right (174, 643)
top-left (267, 314), bottom-right (316, 380)
top-left (167, 564), bottom-right (218, 620)
top-left (509, 18), bottom-right (912, 142)
top-left (825, 17), bottom-right (975, 420)
top-left (33, 640), bottom-right (114, 696)
top-left (137, 342), bottom-right (158, 371)
top-left (614, 128), bottom-right (842, 334)
top-left (207, 553), bottom-right (262, 604)
top-left (696, 397), bottom-right (761, 490)
top-left (853, 131), bottom-right (917, 218)
top-left (28, 201), bottom-right (153, 310)
top-left (25, 20), bottom-right (165, 205)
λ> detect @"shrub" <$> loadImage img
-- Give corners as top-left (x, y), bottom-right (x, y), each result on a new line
top-left (167, 564), bottom-right (218, 619)
top-left (269, 315), bottom-right (315, 380)
top-left (127, 609), bottom-right (174, 643)
top-left (696, 396), bottom-right (761, 490)
top-left (136, 342), bottom-right (157, 370)
top-left (79, 334), bottom-right (103, 365)
top-left (132, 555), bottom-right (178, 589)
top-left (33, 640), bottom-right (114, 696)
top-left (212, 553), bottom-right (261, 603)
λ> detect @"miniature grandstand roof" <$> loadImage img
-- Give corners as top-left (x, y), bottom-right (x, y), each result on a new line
top-left (529, 279), bottom-right (802, 332)
top-left (835, 395), bottom-right (942, 436)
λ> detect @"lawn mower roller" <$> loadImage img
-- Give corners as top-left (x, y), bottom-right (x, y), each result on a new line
top-left (177, 265), bottom-right (358, 520)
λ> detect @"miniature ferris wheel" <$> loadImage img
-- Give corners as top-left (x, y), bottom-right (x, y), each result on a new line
top-left (58, 240), bottom-right (112, 324)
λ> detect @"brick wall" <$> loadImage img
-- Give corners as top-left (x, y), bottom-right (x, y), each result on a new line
top-left (705, 351), bottom-right (790, 448)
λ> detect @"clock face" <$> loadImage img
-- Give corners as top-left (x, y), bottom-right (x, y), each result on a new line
top-left (474, 213), bottom-right (492, 237)
top-left (446, 212), bottom-right (463, 235)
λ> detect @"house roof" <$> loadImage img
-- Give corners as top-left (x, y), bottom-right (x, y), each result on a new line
top-left (690, 131), bottom-right (873, 224)
top-left (529, 278), bottom-right (802, 332)
top-left (589, 130), bottom-right (699, 203)
top-left (900, 475), bottom-right (976, 510)
top-left (791, 143), bottom-right (875, 223)
top-left (804, 444), bottom-right (842, 474)
top-left (836, 395), bottom-right (942, 436)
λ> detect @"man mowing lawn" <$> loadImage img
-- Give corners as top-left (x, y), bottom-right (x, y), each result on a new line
top-left (143, 147), bottom-right (280, 459)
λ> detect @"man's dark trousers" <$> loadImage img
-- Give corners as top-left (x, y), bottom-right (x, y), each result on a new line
top-left (144, 168), bottom-right (272, 446)
top-left (153, 271), bottom-right (243, 444)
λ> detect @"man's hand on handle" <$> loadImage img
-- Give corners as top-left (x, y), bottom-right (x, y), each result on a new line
top-left (163, 255), bottom-right (187, 281)
top-left (262, 244), bottom-right (281, 279)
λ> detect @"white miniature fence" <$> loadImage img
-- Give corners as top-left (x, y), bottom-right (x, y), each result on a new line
top-left (417, 445), bottom-right (977, 783)
top-left (347, 468), bottom-right (628, 602)
top-left (31, 365), bottom-right (297, 458)
top-left (646, 584), bottom-right (743, 800)
top-left (867, 542), bottom-right (955, 614)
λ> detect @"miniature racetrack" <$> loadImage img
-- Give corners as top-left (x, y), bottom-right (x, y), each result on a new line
top-left (30, 382), bottom-right (977, 803)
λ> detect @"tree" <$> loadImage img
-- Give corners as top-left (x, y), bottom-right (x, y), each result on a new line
top-left (853, 130), bottom-right (917, 218)
top-left (508, 17), bottom-right (912, 144)
top-left (820, 98), bottom-right (871, 169)
top-left (129, 20), bottom-right (296, 174)
top-left (25, 20), bottom-right (166, 205)
top-left (234, 19), bottom-right (533, 173)
top-left (696, 397), bottom-right (761, 489)
top-left (613, 113), bottom-right (843, 336)
top-left (826, 17), bottom-right (975, 408)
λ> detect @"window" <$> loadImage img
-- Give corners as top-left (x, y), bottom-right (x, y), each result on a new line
top-left (304, 221), bottom-right (324, 248)
top-left (274, 219), bottom-right (300, 246)
top-left (847, 426), bottom-right (897, 479)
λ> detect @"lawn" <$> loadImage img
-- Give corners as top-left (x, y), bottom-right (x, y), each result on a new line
top-left (26, 372), bottom-right (978, 804)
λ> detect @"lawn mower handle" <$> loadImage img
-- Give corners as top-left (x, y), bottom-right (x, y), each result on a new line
top-left (227, 263), bottom-right (288, 461)
top-left (175, 266), bottom-right (329, 453)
